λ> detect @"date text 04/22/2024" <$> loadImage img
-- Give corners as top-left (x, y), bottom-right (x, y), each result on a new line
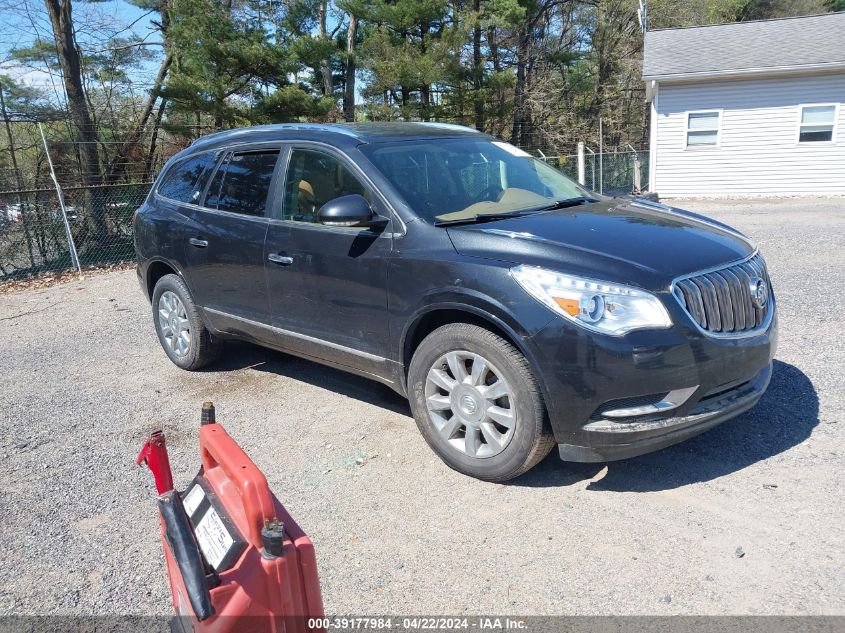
top-left (307, 618), bottom-right (528, 630)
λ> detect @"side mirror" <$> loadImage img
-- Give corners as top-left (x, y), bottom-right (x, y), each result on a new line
top-left (317, 194), bottom-right (387, 229)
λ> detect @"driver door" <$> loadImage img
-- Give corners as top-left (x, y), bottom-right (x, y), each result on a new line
top-left (264, 146), bottom-right (394, 372)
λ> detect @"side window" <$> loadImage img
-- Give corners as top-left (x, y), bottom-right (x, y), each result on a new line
top-left (204, 150), bottom-right (280, 217)
top-left (157, 152), bottom-right (218, 203)
top-left (203, 154), bottom-right (230, 210)
top-left (283, 149), bottom-right (370, 223)
top-left (686, 111), bottom-right (720, 147)
top-left (798, 105), bottom-right (837, 143)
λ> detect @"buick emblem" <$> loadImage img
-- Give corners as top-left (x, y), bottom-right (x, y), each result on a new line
top-left (749, 277), bottom-right (768, 309)
top-left (460, 394), bottom-right (478, 415)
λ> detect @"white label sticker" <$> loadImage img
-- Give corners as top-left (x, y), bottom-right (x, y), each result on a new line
top-left (182, 485), bottom-right (205, 517)
top-left (492, 141), bottom-right (531, 157)
top-left (194, 507), bottom-right (234, 570)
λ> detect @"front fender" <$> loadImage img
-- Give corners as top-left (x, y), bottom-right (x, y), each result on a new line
top-left (401, 291), bottom-right (543, 349)
top-left (398, 287), bottom-right (556, 402)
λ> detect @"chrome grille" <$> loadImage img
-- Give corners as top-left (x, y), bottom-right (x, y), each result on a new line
top-left (673, 254), bottom-right (772, 335)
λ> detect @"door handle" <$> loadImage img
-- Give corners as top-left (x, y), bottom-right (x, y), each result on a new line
top-left (189, 238), bottom-right (208, 248)
top-left (268, 253), bottom-right (294, 265)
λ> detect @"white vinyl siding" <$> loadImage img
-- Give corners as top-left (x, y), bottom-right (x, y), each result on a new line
top-left (652, 73), bottom-right (845, 197)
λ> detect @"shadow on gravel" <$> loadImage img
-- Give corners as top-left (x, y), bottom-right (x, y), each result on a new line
top-left (208, 347), bottom-right (817, 492)
top-left (512, 360), bottom-right (818, 492)
top-left (208, 342), bottom-right (412, 416)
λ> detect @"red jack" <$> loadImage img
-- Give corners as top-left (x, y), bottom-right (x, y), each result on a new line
top-left (136, 430), bottom-right (174, 495)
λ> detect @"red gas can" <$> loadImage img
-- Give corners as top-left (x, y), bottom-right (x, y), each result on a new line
top-left (138, 403), bottom-right (324, 632)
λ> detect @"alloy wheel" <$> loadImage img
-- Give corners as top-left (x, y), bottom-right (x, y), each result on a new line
top-left (424, 350), bottom-right (515, 458)
top-left (158, 290), bottom-right (191, 358)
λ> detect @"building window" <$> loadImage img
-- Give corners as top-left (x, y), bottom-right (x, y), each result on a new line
top-left (686, 111), bottom-right (720, 147)
top-left (798, 105), bottom-right (837, 143)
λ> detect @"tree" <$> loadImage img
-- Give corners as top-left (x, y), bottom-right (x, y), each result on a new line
top-left (43, 0), bottom-right (108, 241)
top-left (341, 1), bottom-right (360, 122)
top-left (317, 0), bottom-right (333, 96)
top-left (162, 0), bottom-right (323, 129)
top-left (108, 0), bottom-right (173, 182)
top-left (358, 0), bottom-right (457, 121)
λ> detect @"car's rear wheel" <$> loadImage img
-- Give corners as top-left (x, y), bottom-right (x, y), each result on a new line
top-left (408, 323), bottom-right (555, 481)
top-left (152, 274), bottom-right (220, 370)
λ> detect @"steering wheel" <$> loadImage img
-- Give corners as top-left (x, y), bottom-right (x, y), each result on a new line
top-left (478, 185), bottom-right (504, 202)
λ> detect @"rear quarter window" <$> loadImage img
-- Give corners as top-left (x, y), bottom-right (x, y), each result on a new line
top-left (157, 152), bottom-right (218, 203)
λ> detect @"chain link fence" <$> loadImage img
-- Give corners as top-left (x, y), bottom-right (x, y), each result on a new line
top-left (540, 150), bottom-right (649, 196)
top-left (0, 139), bottom-right (649, 282)
top-left (0, 182), bottom-right (151, 279)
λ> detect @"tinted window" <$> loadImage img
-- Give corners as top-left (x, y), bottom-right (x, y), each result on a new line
top-left (204, 151), bottom-right (279, 217)
top-left (158, 152), bottom-right (218, 202)
top-left (283, 149), bottom-right (370, 223)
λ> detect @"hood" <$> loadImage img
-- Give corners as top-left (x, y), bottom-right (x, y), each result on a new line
top-left (446, 197), bottom-right (755, 291)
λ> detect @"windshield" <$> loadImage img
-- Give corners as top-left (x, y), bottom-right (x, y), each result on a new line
top-left (359, 138), bottom-right (590, 224)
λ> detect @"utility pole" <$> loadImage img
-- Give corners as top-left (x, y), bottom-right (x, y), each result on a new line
top-left (638, 0), bottom-right (648, 33)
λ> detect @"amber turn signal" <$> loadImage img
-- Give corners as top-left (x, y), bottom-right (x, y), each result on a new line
top-left (553, 297), bottom-right (580, 316)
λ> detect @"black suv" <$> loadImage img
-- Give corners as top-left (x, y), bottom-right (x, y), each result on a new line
top-left (135, 123), bottom-right (776, 481)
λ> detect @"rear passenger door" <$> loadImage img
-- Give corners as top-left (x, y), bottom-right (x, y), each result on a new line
top-left (181, 147), bottom-right (282, 342)
top-left (150, 150), bottom-right (219, 274)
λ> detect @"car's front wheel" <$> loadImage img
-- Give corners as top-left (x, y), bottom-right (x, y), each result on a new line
top-left (152, 273), bottom-right (220, 370)
top-left (408, 323), bottom-right (555, 481)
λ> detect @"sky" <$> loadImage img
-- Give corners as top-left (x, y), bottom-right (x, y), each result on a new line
top-left (0, 0), bottom-right (161, 97)
top-left (0, 0), bottom-right (359, 109)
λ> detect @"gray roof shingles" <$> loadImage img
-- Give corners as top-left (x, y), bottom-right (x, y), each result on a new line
top-left (643, 12), bottom-right (845, 80)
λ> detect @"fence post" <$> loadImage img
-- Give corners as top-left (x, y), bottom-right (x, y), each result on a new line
top-left (576, 142), bottom-right (585, 186)
top-left (39, 123), bottom-right (82, 278)
top-left (627, 144), bottom-right (642, 193)
top-left (584, 145), bottom-right (596, 191)
top-left (598, 118), bottom-right (604, 195)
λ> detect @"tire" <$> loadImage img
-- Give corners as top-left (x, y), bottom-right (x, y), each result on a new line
top-left (151, 273), bottom-right (220, 370)
top-left (408, 323), bottom-right (555, 482)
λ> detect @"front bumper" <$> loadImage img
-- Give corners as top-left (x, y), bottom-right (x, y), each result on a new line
top-left (526, 297), bottom-right (778, 463)
top-left (556, 362), bottom-right (771, 462)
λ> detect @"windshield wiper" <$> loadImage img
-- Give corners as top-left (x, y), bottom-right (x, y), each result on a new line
top-left (433, 210), bottom-right (536, 227)
top-left (538, 196), bottom-right (596, 211)
top-left (434, 197), bottom-right (596, 226)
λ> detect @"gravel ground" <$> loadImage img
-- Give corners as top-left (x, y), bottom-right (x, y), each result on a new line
top-left (0, 197), bottom-right (842, 616)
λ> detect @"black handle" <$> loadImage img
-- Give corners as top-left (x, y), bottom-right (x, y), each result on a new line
top-left (158, 491), bottom-right (215, 621)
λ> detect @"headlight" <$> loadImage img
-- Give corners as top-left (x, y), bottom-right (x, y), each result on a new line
top-left (511, 265), bottom-right (672, 335)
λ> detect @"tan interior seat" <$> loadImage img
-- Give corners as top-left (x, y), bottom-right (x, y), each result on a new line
top-left (288, 151), bottom-right (369, 221)
top-left (297, 180), bottom-right (315, 218)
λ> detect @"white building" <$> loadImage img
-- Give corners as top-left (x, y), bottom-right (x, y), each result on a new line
top-left (643, 13), bottom-right (845, 198)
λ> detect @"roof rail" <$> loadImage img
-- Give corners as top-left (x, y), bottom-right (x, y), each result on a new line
top-left (416, 122), bottom-right (481, 133)
top-left (189, 123), bottom-right (366, 146)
